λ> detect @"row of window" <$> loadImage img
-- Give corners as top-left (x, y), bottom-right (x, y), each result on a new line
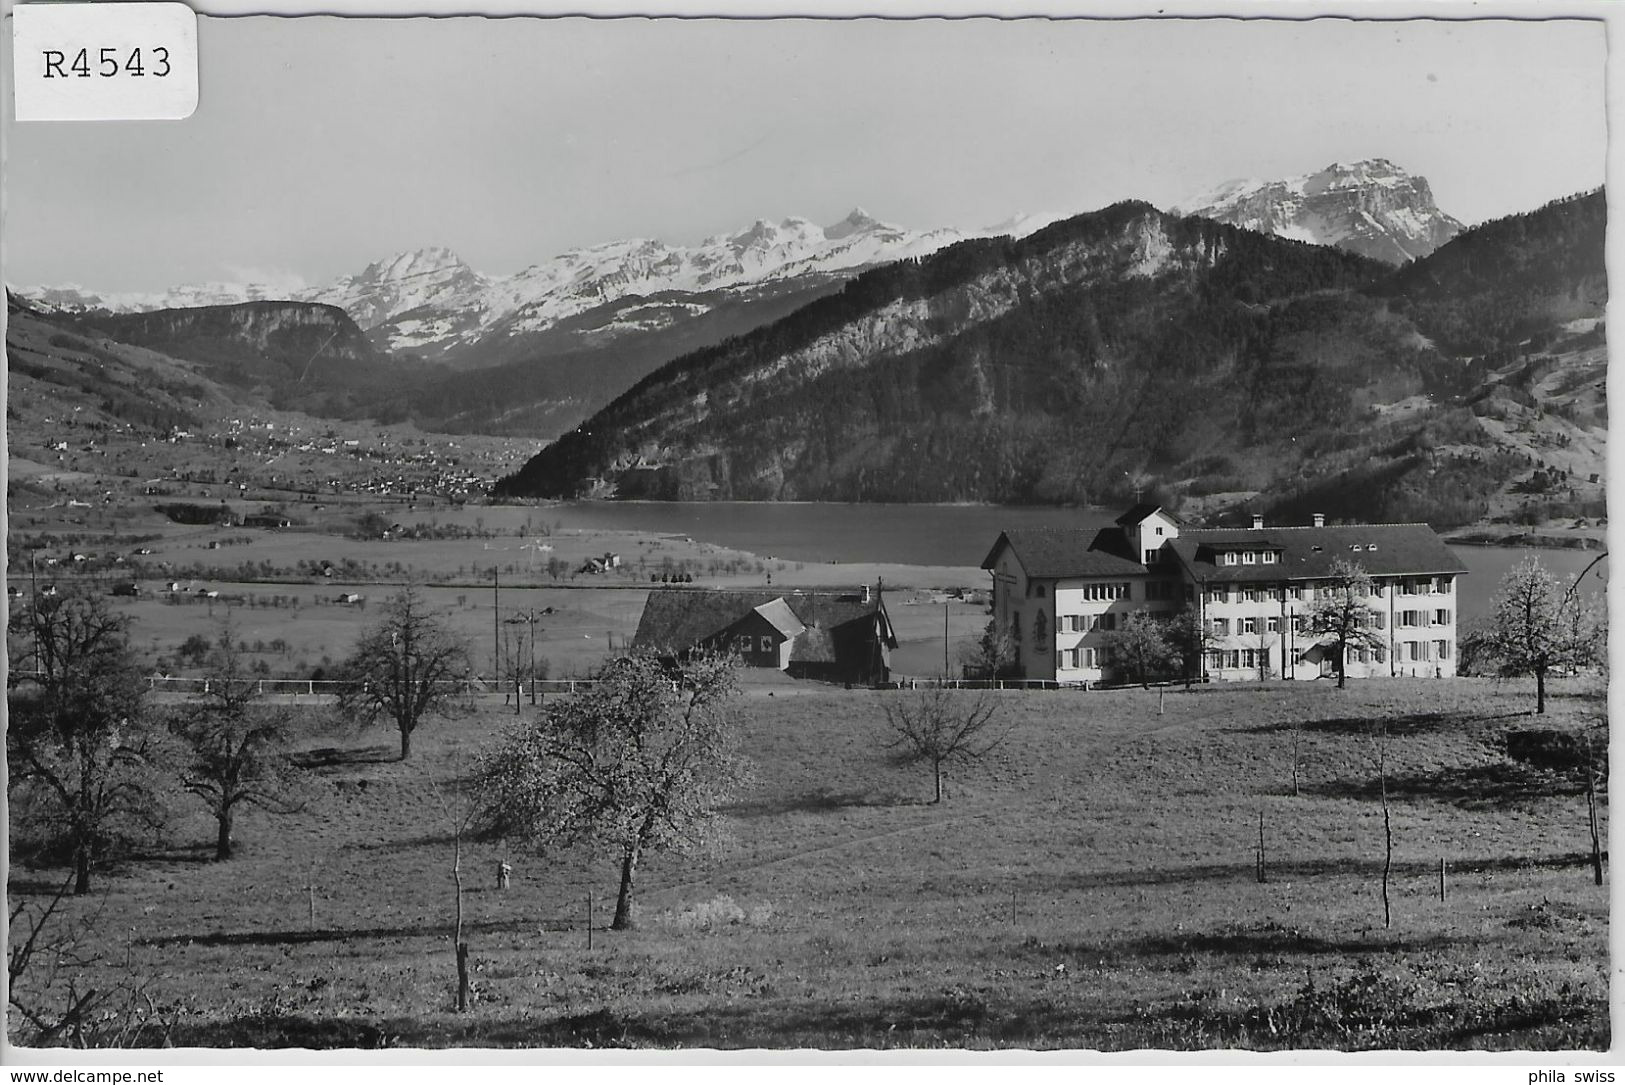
top-left (1024, 574), bottom-right (1455, 606)
top-left (1060, 647), bottom-right (1101, 670)
top-left (1206, 648), bottom-right (1274, 670)
top-left (1060, 613), bottom-right (1119, 633)
top-left (1200, 639), bottom-right (1453, 669)
top-left (1396, 609), bottom-right (1453, 628)
top-left (734, 634), bottom-right (777, 654)
top-left (1218, 550), bottom-right (1280, 566)
top-left (1200, 576), bottom-right (1456, 604)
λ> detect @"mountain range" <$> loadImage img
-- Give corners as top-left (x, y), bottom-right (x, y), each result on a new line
top-left (17, 208), bottom-right (1058, 362)
top-left (8, 161), bottom-right (1605, 533)
top-left (494, 188), bottom-right (1605, 533)
top-left (14, 159), bottom-right (1468, 439)
top-left (1179, 158), bottom-right (1463, 265)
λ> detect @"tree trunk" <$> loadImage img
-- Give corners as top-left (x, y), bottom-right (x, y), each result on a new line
top-left (73, 844), bottom-right (91, 896)
top-left (1337, 643), bottom-right (1348, 690)
top-left (1381, 787), bottom-right (1393, 929)
top-left (611, 847), bottom-right (639, 930)
top-left (400, 723), bottom-right (413, 761)
top-left (215, 807), bottom-right (235, 861)
top-left (1536, 667), bottom-right (1547, 715)
top-left (1587, 753), bottom-right (1604, 887)
top-left (933, 759), bottom-right (943, 804)
top-left (455, 942), bottom-right (470, 1012)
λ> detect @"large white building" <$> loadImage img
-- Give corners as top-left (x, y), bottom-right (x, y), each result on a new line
top-left (981, 505), bottom-right (1467, 685)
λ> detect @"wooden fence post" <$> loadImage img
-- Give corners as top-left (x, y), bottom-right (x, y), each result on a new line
top-left (1439, 857), bottom-right (1447, 902)
top-left (1256, 809), bottom-right (1266, 883)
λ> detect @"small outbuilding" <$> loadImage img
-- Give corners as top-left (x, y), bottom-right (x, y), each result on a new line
top-left (632, 584), bottom-right (896, 686)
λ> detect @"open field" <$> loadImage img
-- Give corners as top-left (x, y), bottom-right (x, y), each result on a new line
top-left (8, 676), bottom-right (1607, 1050)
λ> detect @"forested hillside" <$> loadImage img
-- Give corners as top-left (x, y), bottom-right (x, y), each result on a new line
top-left (496, 193), bottom-right (1606, 533)
top-left (74, 302), bottom-right (442, 417)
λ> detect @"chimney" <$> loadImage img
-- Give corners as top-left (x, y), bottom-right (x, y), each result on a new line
top-left (1312, 512), bottom-right (1326, 528)
top-left (1251, 513), bottom-right (1264, 530)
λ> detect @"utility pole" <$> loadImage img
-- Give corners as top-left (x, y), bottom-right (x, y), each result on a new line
top-left (492, 568), bottom-right (500, 681)
top-left (944, 602), bottom-right (950, 678)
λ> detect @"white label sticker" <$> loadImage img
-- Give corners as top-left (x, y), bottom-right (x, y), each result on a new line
top-left (13, 2), bottom-right (198, 122)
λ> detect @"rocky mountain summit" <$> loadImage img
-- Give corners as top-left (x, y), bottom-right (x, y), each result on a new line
top-left (1179, 158), bottom-right (1463, 264)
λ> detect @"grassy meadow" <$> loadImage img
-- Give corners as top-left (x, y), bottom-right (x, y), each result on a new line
top-left (7, 674), bottom-right (1608, 1050)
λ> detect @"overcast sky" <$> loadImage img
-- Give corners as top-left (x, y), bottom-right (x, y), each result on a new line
top-left (1, 15), bottom-right (1607, 291)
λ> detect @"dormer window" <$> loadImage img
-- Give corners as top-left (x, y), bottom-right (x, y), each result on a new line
top-left (1261, 551), bottom-right (1277, 564)
top-left (1242, 551), bottom-right (1257, 565)
top-left (1351, 545), bottom-right (1363, 552)
top-left (1221, 552), bottom-right (1237, 566)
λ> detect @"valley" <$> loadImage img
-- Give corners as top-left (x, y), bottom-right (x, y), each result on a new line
top-left (5, 168), bottom-right (1609, 1054)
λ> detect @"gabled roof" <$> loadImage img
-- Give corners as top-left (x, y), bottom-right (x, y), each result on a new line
top-left (1114, 503), bottom-right (1181, 527)
top-left (632, 587), bottom-right (893, 654)
top-left (981, 527), bottom-right (1148, 579)
top-left (751, 598), bottom-right (806, 639)
top-left (1167, 523), bottom-right (1468, 583)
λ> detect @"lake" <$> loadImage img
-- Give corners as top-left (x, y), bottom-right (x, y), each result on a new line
top-left (536, 501), bottom-right (1606, 625)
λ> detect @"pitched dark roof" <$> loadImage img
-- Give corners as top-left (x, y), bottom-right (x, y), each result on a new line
top-left (1115, 503), bottom-right (1181, 527)
top-left (981, 528), bottom-right (1148, 579)
top-left (632, 588), bottom-right (894, 654)
top-left (1167, 523), bottom-right (1468, 583)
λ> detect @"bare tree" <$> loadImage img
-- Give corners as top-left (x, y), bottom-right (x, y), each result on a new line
top-left (7, 591), bottom-right (168, 894)
top-left (1584, 723), bottom-right (1607, 887)
top-left (959, 618), bottom-right (1016, 680)
top-left (1372, 721), bottom-right (1393, 929)
top-left (9, 875), bottom-right (177, 1047)
top-left (1473, 557), bottom-right (1605, 714)
top-left (337, 586), bottom-right (473, 759)
top-left (1304, 560), bottom-right (1384, 690)
top-left (476, 653), bottom-right (748, 931)
top-left (882, 687), bottom-right (1007, 804)
top-left (170, 623), bottom-right (305, 860)
top-left (1104, 612), bottom-right (1174, 687)
top-left (421, 761), bottom-right (478, 1011)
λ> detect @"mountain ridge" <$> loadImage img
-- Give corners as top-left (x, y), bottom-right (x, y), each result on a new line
top-left (1179, 158), bottom-right (1464, 264)
top-left (494, 189), bottom-right (1605, 534)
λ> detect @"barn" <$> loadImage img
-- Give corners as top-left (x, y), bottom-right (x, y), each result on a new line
top-left (632, 585), bottom-right (897, 686)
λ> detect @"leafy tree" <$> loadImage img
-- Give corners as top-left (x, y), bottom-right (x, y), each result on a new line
top-left (882, 687), bottom-right (1007, 804)
top-left (959, 618), bottom-right (1017, 680)
top-left (7, 591), bottom-right (168, 894)
top-left (1165, 604), bottom-right (1218, 688)
top-left (1471, 556), bottom-right (1604, 714)
top-left (476, 653), bottom-right (748, 930)
top-left (177, 633), bottom-right (212, 667)
top-left (170, 623), bottom-right (305, 860)
top-left (336, 587), bottom-right (473, 760)
top-left (1104, 612), bottom-right (1175, 687)
top-left (1304, 560), bottom-right (1384, 689)
top-left (353, 511), bottom-right (392, 540)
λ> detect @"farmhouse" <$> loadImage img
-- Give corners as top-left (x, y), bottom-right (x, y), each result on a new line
top-left (982, 505), bottom-right (1467, 685)
top-left (632, 585), bottom-right (897, 685)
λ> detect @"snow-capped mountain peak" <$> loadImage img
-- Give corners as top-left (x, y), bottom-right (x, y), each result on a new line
top-left (1178, 159), bottom-right (1463, 264)
top-left (825, 206), bottom-right (882, 240)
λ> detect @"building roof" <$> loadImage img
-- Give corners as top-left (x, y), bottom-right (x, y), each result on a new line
top-left (751, 598), bottom-right (807, 640)
top-left (632, 587), bottom-right (893, 654)
top-left (981, 528), bottom-right (1148, 579)
top-left (1168, 523), bottom-right (1468, 583)
top-left (1114, 503), bottom-right (1181, 527)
